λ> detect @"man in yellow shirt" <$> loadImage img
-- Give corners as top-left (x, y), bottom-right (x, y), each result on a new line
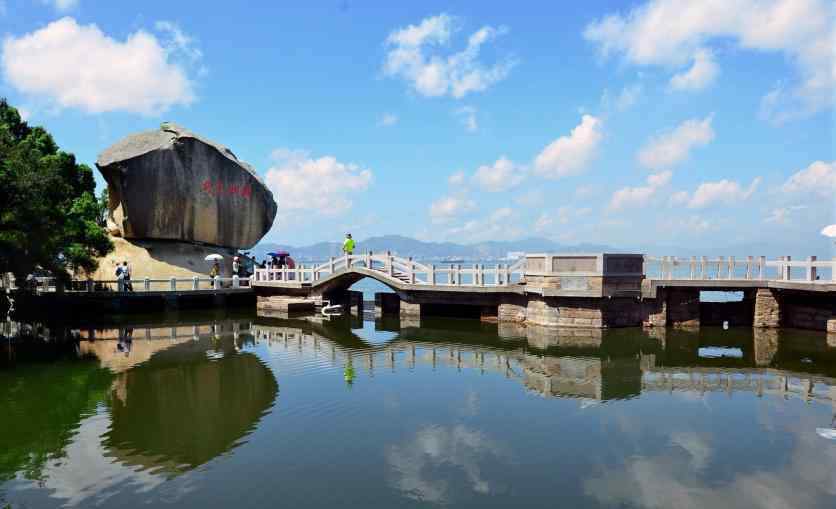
top-left (342, 233), bottom-right (355, 255)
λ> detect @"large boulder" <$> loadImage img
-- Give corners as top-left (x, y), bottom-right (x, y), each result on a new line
top-left (97, 123), bottom-right (277, 249)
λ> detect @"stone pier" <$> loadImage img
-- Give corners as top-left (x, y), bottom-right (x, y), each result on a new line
top-left (754, 288), bottom-right (782, 328)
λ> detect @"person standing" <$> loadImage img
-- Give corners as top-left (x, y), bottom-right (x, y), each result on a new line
top-left (121, 261), bottom-right (133, 292)
top-left (232, 256), bottom-right (240, 276)
top-left (210, 260), bottom-right (220, 278)
top-left (342, 233), bottom-right (355, 256)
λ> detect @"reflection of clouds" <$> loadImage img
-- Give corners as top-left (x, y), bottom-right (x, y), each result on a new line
top-left (16, 411), bottom-right (171, 507)
top-left (386, 425), bottom-right (507, 504)
top-left (669, 432), bottom-right (711, 470)
top-left (585, 414), bottom-right (836, 509)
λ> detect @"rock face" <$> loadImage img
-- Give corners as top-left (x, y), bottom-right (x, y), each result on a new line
top-left (97, 123), bottom-right (277, 249)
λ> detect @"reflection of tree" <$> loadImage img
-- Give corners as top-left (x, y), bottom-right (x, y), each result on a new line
top-left (0, 360), bottom-right (113, 482)
top-left (103, 339), bottom-right (278, 475)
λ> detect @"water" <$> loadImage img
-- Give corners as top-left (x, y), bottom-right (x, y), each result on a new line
top-left (2, 311), bottom-right (835, 508)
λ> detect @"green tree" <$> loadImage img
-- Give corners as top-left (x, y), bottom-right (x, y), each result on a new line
top-left (0, 99), bottom-right (113, 281)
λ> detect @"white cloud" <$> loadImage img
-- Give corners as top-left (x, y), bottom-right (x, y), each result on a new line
top-left (609, 170), bottom-right (672, 211)
top-left (601, 83), bottom-right (642, 111)
top-left (534, 206), bottom-right (589, 234)
top-left (765, 205), bottom-right (807, 224)
top-left (637, 115), bottom-right (714, 170)
top-left (378, 112), bottom-right (398, 127)
top-left (472, 157), bottom-right (524, 192)
top-left (583, 0), bottom-right (835, 121)
top-left (429, 195), bottom-right (475, 223)
top-left (514, 189), bottom-right (544, 207)
top-left (382, 13), bottom-right (515, 99)
top-left (534, 115), bottom-right (603, 179)
top-left (686, 177), bottom-right (761, 208)
top-left (455, 106), bottom-right (478, 132)
top-left (669, 49), bottom-right (718, 91)
top-left (154, 20), bottom-right (202, 64)
top-left (533, 213), bottom-right (552, 233)
top-left (17, 106), bottom-right (30, 121)
top-left (442, 207), bottom-right (520, 242)
top-left (669, 190), bottom-right (690, 206)
top-left (1, 17), bottom-right (197, 115)
top-left (265, 149), bottom-right (372, 215)
top-left (42, 0), bottom-right (78, 11)
top-left (781, 160), bottom-right (836, 196)
top-left (447, 171), bottom-right (466, 186)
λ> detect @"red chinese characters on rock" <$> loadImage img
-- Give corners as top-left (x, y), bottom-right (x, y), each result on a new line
top-left (201, 180), bottom-right (252, 199)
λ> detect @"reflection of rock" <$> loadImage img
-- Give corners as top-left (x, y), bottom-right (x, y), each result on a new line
top-left (386, 425), bottom-right (508, 503)
top-left (104, 339), bottom-right (278, 474)
top-left (97, 123), bottom-right (277, 249)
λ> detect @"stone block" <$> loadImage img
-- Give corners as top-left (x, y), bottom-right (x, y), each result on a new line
top-left (753, 288), bottom-right (781, 328)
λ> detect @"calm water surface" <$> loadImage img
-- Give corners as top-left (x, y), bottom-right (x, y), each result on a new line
top-left (2, 310), bottom-right (835, 508)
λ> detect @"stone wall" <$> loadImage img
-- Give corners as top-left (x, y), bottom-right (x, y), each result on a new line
top-left (601, 298), bottom-right (644, 327)
top-left (498, 295), bottom-right (527, 323)
top-left (753, 288), bottom-right (781, 328)
top-left (400, 299), bottom-right (421, 318)
top-left (700, 300), bottom-right (754, 326)
top-left (784, 303), bottom-right (832, 331)
top-left (667, 288), bottom-right (700, 327)
top-left (642, 289), bottom-right (667, 327)
top-left (375, 293), bottom-right (400, 317)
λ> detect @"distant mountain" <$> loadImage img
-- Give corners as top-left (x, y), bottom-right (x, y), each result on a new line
top-left (251, 235), bottom-right (616, 262)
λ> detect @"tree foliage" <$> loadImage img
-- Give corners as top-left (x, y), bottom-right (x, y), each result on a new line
top-left (0, 99), bottom-right (112, 280)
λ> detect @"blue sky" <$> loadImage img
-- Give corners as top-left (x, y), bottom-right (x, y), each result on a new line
top-left (1, 0), bottom-right (834, 253)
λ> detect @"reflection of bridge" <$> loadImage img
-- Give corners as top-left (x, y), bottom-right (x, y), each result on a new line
top-left (250, 319), bottom-right (836, 407)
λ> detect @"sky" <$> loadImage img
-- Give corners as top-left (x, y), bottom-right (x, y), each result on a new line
top-left (1, 0), bottom-right (834, 253)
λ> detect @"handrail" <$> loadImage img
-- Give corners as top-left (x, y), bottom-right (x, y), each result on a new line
top-left (24, 275), bottom-right (251, 293)
top-left (253, 252), bottom-right (528, 287)
top-left (644, 255), bottom-right (835, 282)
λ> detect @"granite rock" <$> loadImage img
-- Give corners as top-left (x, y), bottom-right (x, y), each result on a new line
top-left (97, 123), bottom-right (277, 249)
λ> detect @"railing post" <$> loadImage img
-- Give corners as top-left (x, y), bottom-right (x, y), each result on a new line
top-left (758, 256), bottom-right (766, 280)
top-left (504, 264), bottom-right (510, 285)
top-left (87, 279), bottom-right (94, 292)
top-left (807, 256), bottom-right (817, 281)
top-left (118, 278), bottom-right (124, 292)
top-left (689, 257), bottom-right (696, 280)
top-left (700, 256), bottom-right (707, 279)
top-left (477, 264), bottom-right (483, 286)
top-left (329, 256), bottom-right (335, 274)
top-left (716, 256), bottom-right (723, 280)
top-left (193, 276), bottom-right (199, 290)
top-left (213, 276), bottom-right (220, 290)
top-left (366, 251), bottom-right (372, 269)
top-left (456, 264), bottom-right (461, 286)
top-left (429, 264), bottom-right (435, 285)
top-left (170, 277), bottom-right (176, 291)
top-left (784, 255), bottom-right (792, 281)
top-left (144, 277), bottom-right (150, 291)
top-left (832, 257), bottom-right (836, 282)
top-left (233, 275), bottom-right (240, 288)
top-left (746, 256), bottom-right (753, 280)
top-left (728, 256), bottom-right (735, 279)
top-left (408, 257), bottom-right (415, 284)
top-left (388, 254), bottom-right (394, 277)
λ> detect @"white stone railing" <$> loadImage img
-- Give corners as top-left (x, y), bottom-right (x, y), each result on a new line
top-left (645, 256), bottom-right (836, 282)
top-left (26, 276), bottom-right (250, 293)
top-left (253, 252), bottom-right (527, 287)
